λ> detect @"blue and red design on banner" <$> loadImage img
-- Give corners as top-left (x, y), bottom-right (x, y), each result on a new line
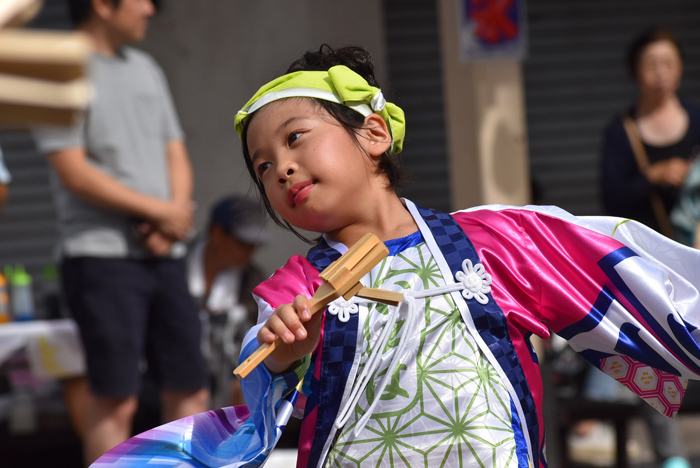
top-left (458, 0), bottom-right (527, 61)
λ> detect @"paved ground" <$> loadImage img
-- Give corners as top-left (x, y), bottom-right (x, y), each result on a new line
top-left (568, 414), bottom-right (700, 468)
top-left (265, 449), bottom-right (298, 467)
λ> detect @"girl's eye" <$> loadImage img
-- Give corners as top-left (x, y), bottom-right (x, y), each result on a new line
top-left (287, 131), bottom-right (302, 146)
top-left (257, 162), bottom-right (271, 177)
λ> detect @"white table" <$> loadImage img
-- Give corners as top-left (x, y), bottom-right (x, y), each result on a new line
top-left (0, 319), bottom-right (85, 380)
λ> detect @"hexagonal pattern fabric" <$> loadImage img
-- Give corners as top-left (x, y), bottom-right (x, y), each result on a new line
top-left (601, 355), bottom-right (688, 417)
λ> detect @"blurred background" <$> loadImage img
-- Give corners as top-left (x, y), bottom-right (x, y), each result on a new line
top-left (3, 0), bottom-right (700, 282)
top-left (1, 0), bottom-right (700, 467)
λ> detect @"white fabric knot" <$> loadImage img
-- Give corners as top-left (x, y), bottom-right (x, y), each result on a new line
top-left (370, 90), bottom-right (386, 112)
top-left (328, 297), bottom-right (359, 322)
top-left (455, 259), bottom-right (492, 305)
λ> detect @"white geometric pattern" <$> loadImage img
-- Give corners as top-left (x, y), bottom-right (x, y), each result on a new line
top-left (327, 242), bottom-right (518, 467)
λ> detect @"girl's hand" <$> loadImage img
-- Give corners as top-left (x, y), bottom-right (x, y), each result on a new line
top-left (258, 295), bottom-right (323, 374)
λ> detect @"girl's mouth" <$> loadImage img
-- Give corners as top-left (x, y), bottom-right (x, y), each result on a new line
top-left (289, 181), bottom-right (315, 206)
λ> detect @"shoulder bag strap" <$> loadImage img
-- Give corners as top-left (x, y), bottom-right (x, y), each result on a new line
top-left (621, 114), bottom-right (675, 239)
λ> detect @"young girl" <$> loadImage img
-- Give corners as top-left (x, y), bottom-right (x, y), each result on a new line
top-left (95, 46), bottom-right (700, 468)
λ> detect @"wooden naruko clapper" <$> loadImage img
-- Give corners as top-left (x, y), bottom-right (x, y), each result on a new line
top-left (234, 233), bottom-right (404, 379)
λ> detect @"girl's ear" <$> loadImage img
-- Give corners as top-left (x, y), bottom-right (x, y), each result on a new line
top-left (359, 113), bottom-right (392, 157)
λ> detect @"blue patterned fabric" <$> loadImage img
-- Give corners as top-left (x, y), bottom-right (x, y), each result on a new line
top-left (416, 204), bottom-right (540, 467)
top-left (304, 238), bottom-right (359, 468)
top-left (91, 337), bottom-right (304, 468)
top-left (510, 398), bottom-right (530, 468)
top-left (598, 247), bottom-right (700, 375)
top-left (383, 229), bottom-right (424, 255)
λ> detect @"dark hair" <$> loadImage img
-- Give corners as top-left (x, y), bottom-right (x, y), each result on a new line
top-left (240, 45), bottom-right (407, 243)
top-left (66, 0), bottom-right (120, 26)
top-left (627, 26), bottom-right (683, 79)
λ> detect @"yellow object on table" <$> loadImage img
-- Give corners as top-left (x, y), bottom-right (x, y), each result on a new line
top-left (0, 319), bottom-right (85, 380)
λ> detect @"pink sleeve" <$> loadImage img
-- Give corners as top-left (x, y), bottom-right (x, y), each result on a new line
top-left (252, 255), bottom-right (323, 311)
top-left (453, 208), bottom-right (625, 335)
top-left (454, 208), bottom-right (700, 418)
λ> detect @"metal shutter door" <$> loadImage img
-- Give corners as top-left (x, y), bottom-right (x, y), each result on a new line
top-left (384, 0), bottom-right (452, 213)
top-left (0, 1), bottom-right (70, 299)
top-left (525, 0), bottom-right (700, 216)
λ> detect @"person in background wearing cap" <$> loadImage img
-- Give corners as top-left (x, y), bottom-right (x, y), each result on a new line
top-left (186, 196), bottom-right (269, 408)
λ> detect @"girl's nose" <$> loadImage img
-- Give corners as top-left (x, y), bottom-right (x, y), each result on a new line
top-left (278, 165), bottom-right (295, 184)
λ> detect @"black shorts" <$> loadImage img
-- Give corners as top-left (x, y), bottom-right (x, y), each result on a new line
top-left (61, 257), bottom-right (206, 398)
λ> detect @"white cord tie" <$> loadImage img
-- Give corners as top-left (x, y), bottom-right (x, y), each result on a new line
top-left (334, 292), bottom-right (419, 436)
top-left (456, 259), bottom-right (492, 305)
top-left (328, 297), bottom-right (359, 323)
top-left (333, 259), bottom-right (491, 436)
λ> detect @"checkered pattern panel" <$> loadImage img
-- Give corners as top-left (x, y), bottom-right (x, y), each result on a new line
top-left (307, 238), bottom-right (338, 271)
top-left (281, 367), bottom-right (302, 395)
top-left (416, 205), bottom-right (542, 467)
top-left (305, 239), bottom-right (361, 468)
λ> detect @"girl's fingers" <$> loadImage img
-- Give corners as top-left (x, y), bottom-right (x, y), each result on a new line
top-left (265, 313), bottom-right (295, 344)
top-left (258, 324), bottom-right (277, 344)
top-left (264, 304), bottom-right (309, 344)
top-left (280, 303), bottom-right (308, 340)
top-left (257, 296), bottom-right (316, 348)
top-left (293, 295), bottom-right (312, 321)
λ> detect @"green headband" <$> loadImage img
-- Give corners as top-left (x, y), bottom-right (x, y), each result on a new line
top-left (235, 65), bottom-right (405, 154)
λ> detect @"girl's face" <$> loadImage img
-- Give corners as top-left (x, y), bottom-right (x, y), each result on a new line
top-left (246, 99), bottom-right (387, 234)
top-left (636, 40), bottom-right (682, 100)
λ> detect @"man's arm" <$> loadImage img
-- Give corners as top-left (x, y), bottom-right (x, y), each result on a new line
top-left (48, 147), bottom-right (192, 239)
top-left (138, 139), bottom-right (195, 255)
top-left (0, 184), bottom-right (9, 212)
top-left (166, 139), bottom-right (193, 203)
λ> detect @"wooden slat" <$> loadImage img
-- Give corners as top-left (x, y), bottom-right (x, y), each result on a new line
top-left (0, 30), bottom-right (91, 82)
top-left (234, 234), bottom-right (389, 379)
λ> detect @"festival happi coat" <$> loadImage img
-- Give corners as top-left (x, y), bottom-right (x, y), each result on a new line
top-left (95, 199), bottom-right (700, 468)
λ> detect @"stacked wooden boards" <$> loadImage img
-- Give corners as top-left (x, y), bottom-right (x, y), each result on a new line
top-left (0, 0), bottom-right (92, 126)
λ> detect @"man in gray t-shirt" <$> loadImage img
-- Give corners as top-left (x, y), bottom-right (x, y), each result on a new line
top-left (34, 47), bottom-right (189, 258)
top-left (32, 0), bottom-right (208, 463)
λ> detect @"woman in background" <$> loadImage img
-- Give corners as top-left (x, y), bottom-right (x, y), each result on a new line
top-left (602, 27), bottom-right (700, 237)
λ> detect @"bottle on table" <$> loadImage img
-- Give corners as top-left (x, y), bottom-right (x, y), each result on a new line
top-left (0, 269), bottom-right (9, 323)
top-left (9, 264), bottom-right (35, 321)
